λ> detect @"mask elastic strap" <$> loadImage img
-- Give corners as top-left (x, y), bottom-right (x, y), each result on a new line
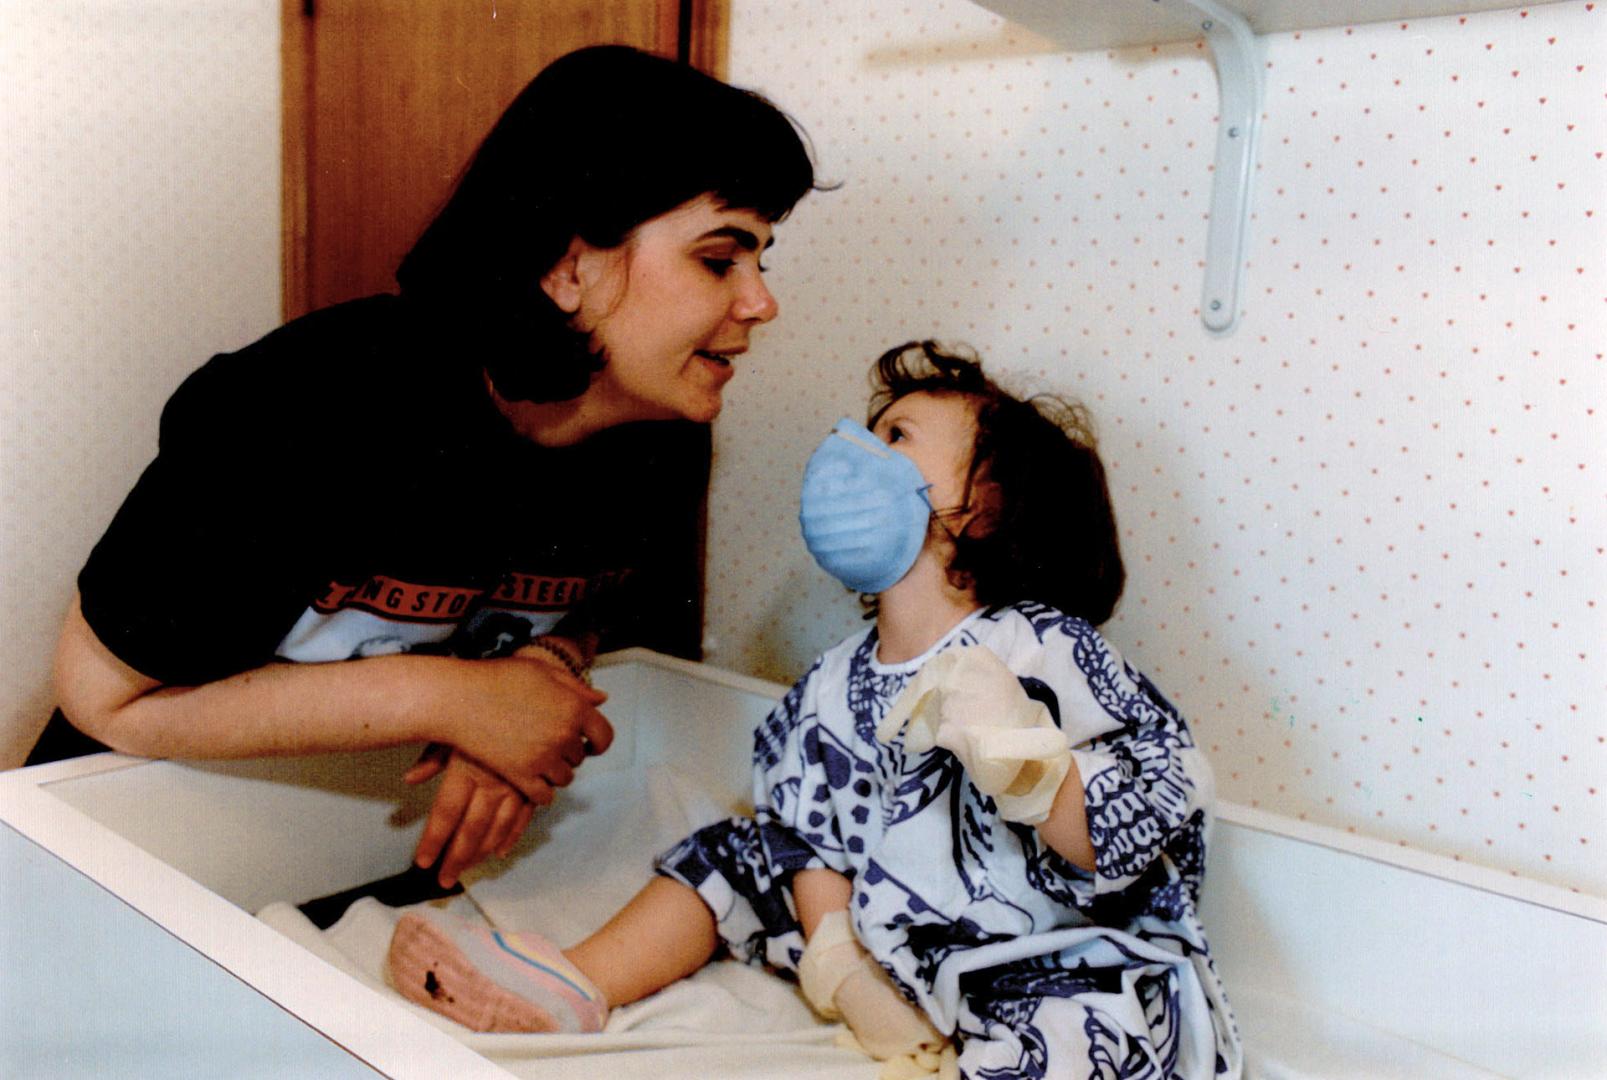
top-left (926, 495), bottom-right (974, 545)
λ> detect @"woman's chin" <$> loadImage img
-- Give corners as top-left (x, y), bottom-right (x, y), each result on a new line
top-left (681, 397), bottom-right (723, 424)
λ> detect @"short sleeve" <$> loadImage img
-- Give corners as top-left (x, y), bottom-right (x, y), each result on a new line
top-left (993, 607), bottom-right (1213, 902)
top-left (1061, 631), bottom-right (1211, 895)
top-left (77, 353), bottom-right (320, 686)
top-left (750, 660), bottom-right (854, 874)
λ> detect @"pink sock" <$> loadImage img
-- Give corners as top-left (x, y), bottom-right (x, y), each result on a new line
top-left (386, 910), bottom-right (608, 1034)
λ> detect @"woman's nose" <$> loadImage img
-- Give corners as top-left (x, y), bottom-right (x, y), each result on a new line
top-left (733, 275), bottom-right (779, 324)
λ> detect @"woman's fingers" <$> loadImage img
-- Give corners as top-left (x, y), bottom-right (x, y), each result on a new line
top-left (463, 656), bottom-right (611, 798)
top-left (439, 783), bottom-right (504, 887)
top-left (412, 750), bottom-right (551, 885)
top-left (403, 741), bottom-right (452, 785)
top-left (580, 709), bottom-right (615, 756)
top-left (542, 757), bottom-right (575, 789)
top-left (482, 792), bottom-right (527, 861)
top-left (499, 801), bottom-right (536, 858)
top-left (414, 766), bottom-right (474, 871)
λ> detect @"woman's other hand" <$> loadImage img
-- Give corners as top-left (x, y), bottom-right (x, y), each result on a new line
top-left (407, 749), bottom-right (535, 887)
top-left (406, 643), bottom-right (608, 886)
top-left (440, 651), bottom-right (613, 806)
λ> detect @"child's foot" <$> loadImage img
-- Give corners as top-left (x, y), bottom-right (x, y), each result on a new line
top-left (386, 910), bottom-right (608, 1034)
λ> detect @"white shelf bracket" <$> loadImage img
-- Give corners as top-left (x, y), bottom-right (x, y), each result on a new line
top-left (1165, 0), bottom-right (1265, 334)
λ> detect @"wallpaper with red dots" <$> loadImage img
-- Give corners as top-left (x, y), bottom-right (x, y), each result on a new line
top-left (0, 1), bottom-right (1599, 896)
top-left (713, 0), bottom-right (1605, 896)
top-left (0, 2), bottom-right (283, 766)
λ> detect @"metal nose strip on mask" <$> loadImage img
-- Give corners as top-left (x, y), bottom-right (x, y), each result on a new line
top-left (828, 424), bottom-right (935, 506)
top-left (832, 426), bottom-right (893, 458)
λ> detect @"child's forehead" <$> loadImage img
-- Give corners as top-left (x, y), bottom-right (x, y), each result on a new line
top-left (873, 388), bottom-right (982, 426)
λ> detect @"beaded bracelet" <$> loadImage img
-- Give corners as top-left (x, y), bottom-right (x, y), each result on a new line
top-left (527, 636), bottom-right (591, 685)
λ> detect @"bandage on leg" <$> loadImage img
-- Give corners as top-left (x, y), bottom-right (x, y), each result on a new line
top-left (386, 910), bottom-right (608, 1034)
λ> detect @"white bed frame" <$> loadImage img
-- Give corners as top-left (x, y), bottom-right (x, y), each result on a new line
top-left (2, 649), bottom-right (1602, 1078)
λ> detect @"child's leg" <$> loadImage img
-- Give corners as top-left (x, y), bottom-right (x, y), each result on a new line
top-left (563, 875), bottom-right (718, 1008)
top-left (387, 909), bottom-right (609, 1034)
top-left (385, 874), bottom-right (717, 1034)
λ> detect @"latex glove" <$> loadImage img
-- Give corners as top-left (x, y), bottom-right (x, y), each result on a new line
top-left (799, 910), bottom-right (947, 1061)
top-left (873, 1043), bottom-right (960, 1080)
top-left (876, 644), bottom-right (1072, 825)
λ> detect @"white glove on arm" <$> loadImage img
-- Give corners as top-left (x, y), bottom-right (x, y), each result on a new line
top-left (798, 910), bottom-right (947, 1062)
top-left (876, 644), bottom-right (1072, 825)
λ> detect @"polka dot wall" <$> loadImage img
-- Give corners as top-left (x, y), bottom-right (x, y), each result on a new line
top-left (713, 1), bottom-right (1605, 895)
top-left (0, 2), bottom-right (281, 764)
top-left (1, 1), bottom-right (1599, 897)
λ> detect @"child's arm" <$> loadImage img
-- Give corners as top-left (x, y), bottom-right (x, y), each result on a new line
top-left (794, 869), bottom-right (946, 1060)
top-left (1031, 759), bottom-right (1097, 871)
top-left (1034, 625), bottom-right (1215, 895)
top-left (794, 866), bottom-right (854, 937)
top-left (878, 637), bottom-right (1206, 888)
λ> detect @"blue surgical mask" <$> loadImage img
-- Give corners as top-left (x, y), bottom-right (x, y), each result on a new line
top-left (799, 419), bottom-right (933, 593)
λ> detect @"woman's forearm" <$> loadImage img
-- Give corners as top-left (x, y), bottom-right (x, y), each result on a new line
top-left (51, 593), bottom-right (612, 802)
top-left (55, 594), bottom-right (453, 758)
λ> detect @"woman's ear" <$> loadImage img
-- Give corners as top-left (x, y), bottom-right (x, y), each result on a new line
top-left (538, 236), bottom-right (591, 314)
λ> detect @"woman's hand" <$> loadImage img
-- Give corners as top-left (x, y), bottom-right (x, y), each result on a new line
top-left (406, 748), bottom-right (535, 887)
top-left (401, 647), bottom-right (611, 886)
top-left (438, 651), bottom-right (613, 805)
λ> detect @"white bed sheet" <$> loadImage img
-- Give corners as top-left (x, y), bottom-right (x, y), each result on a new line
top-left (257, 759), bottom-right (1524, 1080)
top-left (259, 763), bottom-right (881, 1080)
top-left (1231, 986), bottom-right (1508, 1080)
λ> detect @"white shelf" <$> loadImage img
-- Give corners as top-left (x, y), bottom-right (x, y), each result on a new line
top-left (969, 0), bottom-right (1561, 333)
top-left (973, 0), bottom-right (1559, 53)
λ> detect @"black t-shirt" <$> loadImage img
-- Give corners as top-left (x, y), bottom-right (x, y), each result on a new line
top-left (77, 294), bottom-right (708, 688)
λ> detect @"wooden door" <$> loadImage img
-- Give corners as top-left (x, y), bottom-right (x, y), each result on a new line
top-left (281, 0), bottom-right (728, 318)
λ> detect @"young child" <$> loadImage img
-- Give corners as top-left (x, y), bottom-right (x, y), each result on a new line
top-left (384, 342), bottom-right (1242, 1079)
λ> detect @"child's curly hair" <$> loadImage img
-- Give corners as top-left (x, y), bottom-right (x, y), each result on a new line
top-left (866, 341), bottom-right (1125, 625)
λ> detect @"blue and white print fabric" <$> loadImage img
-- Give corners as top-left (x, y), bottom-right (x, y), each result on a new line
top-left (656, 602), bottom-right (1241, 1079)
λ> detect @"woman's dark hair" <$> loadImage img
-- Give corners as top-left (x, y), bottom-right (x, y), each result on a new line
top-left (396, 46), bottom-right (819, 403)
top-left (866, 341), bottom-right (1126, 625)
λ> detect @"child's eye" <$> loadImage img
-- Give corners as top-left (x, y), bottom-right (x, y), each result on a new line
top-left (886, 425), bottom-right (906, 443)
top-left (702, 258), bottom-right (735, 277)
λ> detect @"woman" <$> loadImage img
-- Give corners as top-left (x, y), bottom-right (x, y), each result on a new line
top-left (39, 46), bottom-right (818, 890)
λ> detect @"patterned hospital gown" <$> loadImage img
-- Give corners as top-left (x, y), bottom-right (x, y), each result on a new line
top-left (656, 602), bottom-right (1242, 1079)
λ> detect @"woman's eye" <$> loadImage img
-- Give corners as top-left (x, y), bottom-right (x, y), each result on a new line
top-left (702, 258), bottom-right (735, 276)
top-left (886, 425), bottom-right (906, 443)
